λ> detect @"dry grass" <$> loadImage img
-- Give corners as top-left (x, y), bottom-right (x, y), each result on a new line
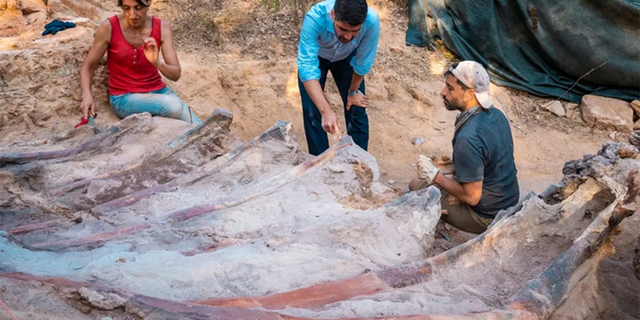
top-left (162, 0), bottom-right (308, 55)
top-left (386, 0), bottom-right (408, 9)
top-left (433, 39), bottom-right (459, 62)
top-left (162, 0), bottom-right (414, 59)
top-left (163, 0), bottom-right (224, 48)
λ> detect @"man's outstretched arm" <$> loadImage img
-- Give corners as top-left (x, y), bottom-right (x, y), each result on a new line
top-left (297, 12), bottom-right (340, 135)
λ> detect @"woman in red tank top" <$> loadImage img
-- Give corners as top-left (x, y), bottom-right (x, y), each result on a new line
top-left (78, 0), bottom-right (200, 123)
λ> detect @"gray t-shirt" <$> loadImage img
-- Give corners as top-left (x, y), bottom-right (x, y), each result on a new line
top-left (452, 107), bottom-right (519, 217)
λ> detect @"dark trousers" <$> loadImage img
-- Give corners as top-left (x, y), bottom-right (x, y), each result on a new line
top-left (298, 53), bottom-right (369, 156)
top-left (440, 189), bottom-right (493, 234)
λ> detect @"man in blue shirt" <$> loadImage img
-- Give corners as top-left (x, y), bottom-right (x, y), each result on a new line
top-left (297, 0), bottom-right (380, 155)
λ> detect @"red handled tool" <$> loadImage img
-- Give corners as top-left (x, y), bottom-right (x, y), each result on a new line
top-left (74, 112), bottom-right (100, 134)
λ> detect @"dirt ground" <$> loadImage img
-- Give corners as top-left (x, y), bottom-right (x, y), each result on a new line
top-left (148, 0), bottom-right (615, 196)
top-left (0, 0), bottom-right (638, 318)
top-left (0, 0), bottom-right (615, 195)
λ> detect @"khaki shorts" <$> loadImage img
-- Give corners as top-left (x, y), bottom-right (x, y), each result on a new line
top-left (410, 177), bottom-right (493, 234)
top-left (440, 189), bottom-right (493, 234)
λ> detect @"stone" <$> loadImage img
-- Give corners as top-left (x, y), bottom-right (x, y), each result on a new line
top-left (616, 145), bottom-right (639, 159)
top-left (564, 102), bottom-right (582, 120)
top-left (80, 305), bottom-right (92, 314)
top-left (55, 0), bottom-right (106, 21)
top-left (78, 287), bottom-right (127, 310)
top-left (47, 0), bottom-right (81, 20)
top-left (0, 0), bottom-right (24, 37)
top-left (635, 235), bottom-right (640, 280)
top-left (630, 100), bottom-right (640, 118)
top-left (20, 0), bottom-right (47, 24)
top-left (635, 120), bottom-right (640, 130)
top-left (0, 0), bottom-right (20, 10)
top-left (20, 0), bottom-right (45, 13)
top-left (412, 137), bottom-right (425, 146)
top-left (542, 101), bottom-right (565, 117)
top-left (389, 46), bottom-right (404, 54)
top-left (22, 113), bottom-right (36, 132)
top-left (489, 84), bottom-right (517, 122)
top-left (580, 95), bottom-right (634, 132)
top-left (0, 26), bottom-right (109, 128)
top-left (630, 131), bottom-right (640, 148)
top-left (67, 17), bottom-right (96, 29)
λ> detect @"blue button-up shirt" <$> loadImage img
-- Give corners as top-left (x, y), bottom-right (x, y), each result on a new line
top-left (297, 0), bottom-right (380, 82)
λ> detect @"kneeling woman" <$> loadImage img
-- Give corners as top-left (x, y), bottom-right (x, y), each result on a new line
top-left (79, 0), bottom-right (200, 123)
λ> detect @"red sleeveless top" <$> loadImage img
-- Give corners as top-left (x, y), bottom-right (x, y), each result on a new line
top-left (107, 15), bottom-right (166, 96)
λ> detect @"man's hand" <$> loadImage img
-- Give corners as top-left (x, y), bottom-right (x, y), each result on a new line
top-left (143, 37), bottom-right (160, 67)
top-left (417, 155), bottom-right (440, 185)
top-left (321, 109), bottom-right (341, 137)
top-left (347, 91), bottom-right (368, 111)
top-left (79, 95), bottom-right (95, 119)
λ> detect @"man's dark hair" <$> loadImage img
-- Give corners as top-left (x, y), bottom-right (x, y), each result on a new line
top-left (334, 0), bottom-right (368, 26)
top-left (117, 0), bottom-right (150, 7)
top-left (444, 62), bottom-right (470, 91)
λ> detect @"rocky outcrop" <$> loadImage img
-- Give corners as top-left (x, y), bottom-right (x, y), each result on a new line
top-left (630, 131), bottom-right (640, 149)
top-left (0, 0), bottom-right (119, 131)
top-left (635, 235), bottom-right (640, 280)
top-left (1, 0), bottom-right (113, 32)
top-left (630, 100), bottom-right (640, 118)
top-left (489, 84), bottom-right (518, 122)
top-left (0, 0), bottom-right (24, 37)
top-left (0, 27), bottom-right (109, 128)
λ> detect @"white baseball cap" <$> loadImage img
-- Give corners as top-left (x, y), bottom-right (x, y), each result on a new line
top-left (448, 61), bottom-right (493, 109)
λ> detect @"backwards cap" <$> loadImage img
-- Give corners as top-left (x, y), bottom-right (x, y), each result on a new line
top-left (449, 61), bottom-right (493, 109)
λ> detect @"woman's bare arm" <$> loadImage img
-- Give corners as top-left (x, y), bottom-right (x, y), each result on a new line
top-left (79, 20), bottom-right (111, 118)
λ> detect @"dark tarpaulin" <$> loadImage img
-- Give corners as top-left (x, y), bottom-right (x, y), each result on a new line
top-left (407, 0), bottom-right (640, 102)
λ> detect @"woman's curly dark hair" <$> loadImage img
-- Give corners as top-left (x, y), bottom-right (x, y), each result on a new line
top-left (117, 0), bottom-right (151, 7)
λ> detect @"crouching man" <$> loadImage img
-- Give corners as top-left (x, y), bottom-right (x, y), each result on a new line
top-left (410, 61), bottom-right (519, 234)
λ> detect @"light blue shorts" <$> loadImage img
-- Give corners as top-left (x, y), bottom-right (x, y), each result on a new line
top-left (109, 86), bottom-right (201, 123)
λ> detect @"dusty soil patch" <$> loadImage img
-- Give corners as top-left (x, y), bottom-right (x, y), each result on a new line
top-left (1, 0), bottom-right (638, 318)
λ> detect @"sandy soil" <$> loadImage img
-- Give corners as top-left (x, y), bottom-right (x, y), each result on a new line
top-left (152, 1), bottom-right (612, 197)
top-left (0, 0), bottom-right (638, 318)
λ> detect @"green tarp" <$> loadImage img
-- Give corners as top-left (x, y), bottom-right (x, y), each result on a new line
top-left (407, 0), bottom-right (640, 102)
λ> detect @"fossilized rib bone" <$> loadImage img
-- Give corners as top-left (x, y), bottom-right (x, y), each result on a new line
top-left (51, 109), bottom-right (238, 208)
top-left (31, 138), bottom-right (352, 251)
top-left (93, 120), bottom-right (296, 214)
top-left (191, 162), bottom-right (638, 320)
top-left (0, 127), bottom-right (122, 167)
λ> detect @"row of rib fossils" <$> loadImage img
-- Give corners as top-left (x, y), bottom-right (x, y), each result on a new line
top-left (0, 109), bottom-right (638, 319)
